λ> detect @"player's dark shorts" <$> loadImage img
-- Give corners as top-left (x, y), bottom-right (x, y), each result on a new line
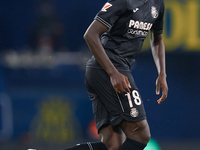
top-left (85, 67), bottom-right (146, 132)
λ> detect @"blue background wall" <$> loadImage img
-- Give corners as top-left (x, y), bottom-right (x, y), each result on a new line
top-left (0, 0), bottom-right (200, 150)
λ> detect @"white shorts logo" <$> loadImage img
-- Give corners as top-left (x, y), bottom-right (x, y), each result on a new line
top-left (151, 6), bottom-right (158, 18)
top-left (130, 108), bottom-right (139, 118)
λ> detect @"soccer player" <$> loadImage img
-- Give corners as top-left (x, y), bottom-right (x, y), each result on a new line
top-left (64, 0), bottom-right (168, 150)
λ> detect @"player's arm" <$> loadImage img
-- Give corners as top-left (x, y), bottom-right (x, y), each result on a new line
top-left (150, 32), bottom-right (168, 104)
top-left (84, 20), bottom-right (131, 93)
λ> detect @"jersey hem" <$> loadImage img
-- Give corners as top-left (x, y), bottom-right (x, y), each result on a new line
top-left (151, 29), bottom-right (163, 35)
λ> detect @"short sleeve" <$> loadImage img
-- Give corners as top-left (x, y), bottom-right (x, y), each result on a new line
top-left (94, 0), bottom-right (127, 29)
top-left (151, 0), bottom-right (165, 34)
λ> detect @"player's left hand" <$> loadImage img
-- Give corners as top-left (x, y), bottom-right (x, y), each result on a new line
top-left (155, 73), bottom-right (168, 104)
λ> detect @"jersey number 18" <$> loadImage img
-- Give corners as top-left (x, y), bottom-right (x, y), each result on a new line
top-left (125, 90), bottom-right (142, 108)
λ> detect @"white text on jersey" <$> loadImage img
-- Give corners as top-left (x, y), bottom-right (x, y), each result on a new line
top-left (133, 8), bottom-right (139, 13)
top-left (129, 20), bottom-right (152, 31)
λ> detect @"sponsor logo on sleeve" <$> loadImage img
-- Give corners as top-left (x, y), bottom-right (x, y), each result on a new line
top-left (101, 2), bottom-right (112, 12)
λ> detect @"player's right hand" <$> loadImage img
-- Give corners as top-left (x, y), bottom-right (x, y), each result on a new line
top-left (110, 71), bottom-right (131, 93)
top-left (156, 73), bottom-right (168, 104)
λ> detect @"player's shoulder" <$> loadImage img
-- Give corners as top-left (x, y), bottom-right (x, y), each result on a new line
top-left (151, 0), bottom-right (164, 6)
top-left (125, 0), bottom-right (163, 9)
top-left (108, 0), bottom-right (126, 2)
top-left (125, 0), bottom-right (146, 10)
top-left (106, 0), bottom-right (128, 10)
top-left (155, 0), bottom-right (165, 10)
top-left (153, 0), bottom-right (164, 2)
top-left (149, 0), bottom-right (164, 11)
top-left (107, 0), bottom-right (127, 5)
top-left (125, 0), bottom-right (142, 6)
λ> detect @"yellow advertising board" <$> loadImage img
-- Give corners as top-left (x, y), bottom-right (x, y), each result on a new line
top-left (143, 0), bottom-right (200, 52)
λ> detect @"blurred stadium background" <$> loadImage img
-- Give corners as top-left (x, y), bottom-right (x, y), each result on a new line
top-left (0, 0), bottom-right (200, 150)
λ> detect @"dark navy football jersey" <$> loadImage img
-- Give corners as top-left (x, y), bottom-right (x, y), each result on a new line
top-left (86, 0), bottom-right (165, 71)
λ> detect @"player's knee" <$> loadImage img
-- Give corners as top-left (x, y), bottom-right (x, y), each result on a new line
top-left (139, 120), bottom-right (151, 143)
top-left (134, 120), bottom-right (151, 143)
top-left (100, 133), bottom-right (122, 150)
top-left (99, 125), bottom-right (123, 150)
top-left (106, 144), bottom-right (120, 150)
top-left (101, 137), bottom-right (121, 150)
top-left (143, 129), bottom-right (151, 144)
top-left (121, 120), bottom-right (151, 144)
top-left (101, 138), bottom-right (120, 150)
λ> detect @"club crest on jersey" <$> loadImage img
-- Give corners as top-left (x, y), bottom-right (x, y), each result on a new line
top-left (130, 108), bottom-right (139, 118)
top-left (151, 6), bottom-right (158, 18)
top-left (101, 2), bottom-right (112, 12)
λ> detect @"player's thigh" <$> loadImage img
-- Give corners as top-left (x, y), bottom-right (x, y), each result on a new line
top-left (120, 120), bottom-right (151, 144)
top-left (85, 67), bottom-right (122, 120)
top-left (85, 68), bottom-right (111, 132)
